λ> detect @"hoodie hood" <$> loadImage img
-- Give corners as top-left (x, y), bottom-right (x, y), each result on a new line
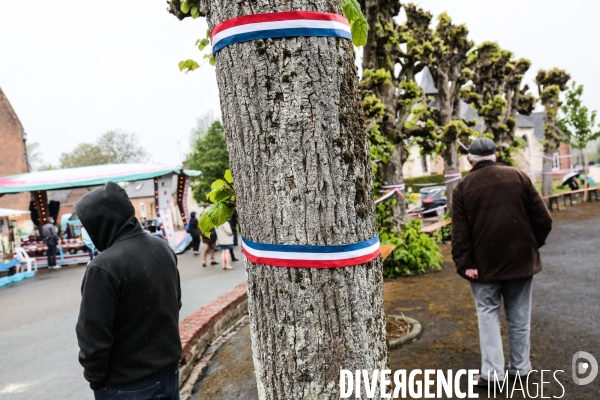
top-left (74, 182), bottom-right (144, 252)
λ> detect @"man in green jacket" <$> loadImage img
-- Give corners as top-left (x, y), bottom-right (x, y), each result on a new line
top-left (452, 138), bottom-right (553, 385)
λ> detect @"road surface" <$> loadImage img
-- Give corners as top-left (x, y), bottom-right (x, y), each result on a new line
top-left (0, 246), bottom-right (246, 399)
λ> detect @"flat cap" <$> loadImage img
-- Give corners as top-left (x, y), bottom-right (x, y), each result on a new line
top-left (468, 137), bottom-right (496, 156)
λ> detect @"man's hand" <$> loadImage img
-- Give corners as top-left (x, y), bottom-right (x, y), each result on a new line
top-left (465, 269), bottom-right (479, 280)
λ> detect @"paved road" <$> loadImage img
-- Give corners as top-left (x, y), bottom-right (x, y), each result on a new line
top-left (0, 247), bottom-right (246, 399)
top-left (192, 202), bottom-right (600, 399)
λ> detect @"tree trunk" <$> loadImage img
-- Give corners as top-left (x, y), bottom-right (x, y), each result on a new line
top-left (442, 141), bottom-right (460, 211)
top-left (541, 140), bottom-right (555, 198)
top-left (440, 90), bottom-right (460, 213)
top-left (382, 145), bottom-right (407, 227)
top-left (360, 0), bottom-right (406, 232)
top-left (201, 1), bottom-right (388, 398)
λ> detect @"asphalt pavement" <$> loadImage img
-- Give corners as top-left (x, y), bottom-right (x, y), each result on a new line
top-left (0, 246), bottom-right (246, 400)
top-left (192, 202), bottom-right (600, 399)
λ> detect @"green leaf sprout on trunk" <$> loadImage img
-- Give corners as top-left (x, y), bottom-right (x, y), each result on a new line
top-left (179, 29), bottom-right (215, 73)
top-left (199, 169), bottom-right (235, 236)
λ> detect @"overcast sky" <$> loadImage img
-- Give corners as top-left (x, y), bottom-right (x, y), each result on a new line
top-left (1, 0), bottom-right (598, 167)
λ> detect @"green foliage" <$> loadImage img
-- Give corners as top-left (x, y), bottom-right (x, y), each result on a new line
top-left (558, 82), bottom-right (600, 151)
top-left (179, 0), bottom-right (202, 19)
top-left (380, 218), bottom-right (443, 278)
top-left (58, 130), bottom-right (149, 169)
top-left (179, 59), bottom-right (200, 73)
top-left (341, 0), bottom-right (369, 47)
top-left (179, 30), bottom-right (215, 73)
top-left (26, 141), bottom-right (45, 172)
top-left (536, 68), bottom-right (571, 144)
top-left (199, 169), bottom-right (235, 236)
top-left (432, 211), bottom-right (451, 243)
top-left (460, 41), bottom-right (535, 165)
top-left (59, 143), bottom-right (108, 168)
top-left (187, 120), bottom-right (230, 204)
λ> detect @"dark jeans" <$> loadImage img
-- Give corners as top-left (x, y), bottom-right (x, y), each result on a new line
top-left (232, 226), bottom-right (238, 246)
top-left (47, 243), bottom-right (57, 267)
top-left (93, 363), bottom-right (179, 400)
top-left (191, 235), bottom-right (200, 252)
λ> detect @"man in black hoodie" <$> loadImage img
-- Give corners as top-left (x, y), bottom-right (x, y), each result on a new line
top-left (75, 182), bottom-right (182, 400)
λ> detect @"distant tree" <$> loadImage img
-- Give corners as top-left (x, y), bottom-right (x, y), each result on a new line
top-left (59, 143), bottom-right (109, 168)
top-left (535, 68), bottom-right (570, 197)
top-left (188, 110), bottom-right (217, 149)
top-left (59, 130), bottom-right (150, 168)
top-left (460, 42), bottom-right (536, 165)
top-left (558, 82), bottom-right (600, 164)
top-left (96, 130), bottom-right (149, 164)
top-left (186, 120), bottom-right (230, 203)
top-left (26, 141), bottom-right (44, 171)
top-left (411, 12), bottom-right (475, 210)
top-left (359, 2), bottom-right (432, 231)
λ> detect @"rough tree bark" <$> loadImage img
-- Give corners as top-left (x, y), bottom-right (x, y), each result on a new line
top-left (542, 141), bottom-right (555, 198)
top-left (193, 1), bottom-right (389, 399)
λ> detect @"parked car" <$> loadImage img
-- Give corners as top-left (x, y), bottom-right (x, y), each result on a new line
top-left (419, 186), bottom-right (447, 217)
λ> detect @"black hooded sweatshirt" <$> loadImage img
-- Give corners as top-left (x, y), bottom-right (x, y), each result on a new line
top-left (75, 182), bottom-right (182, 390)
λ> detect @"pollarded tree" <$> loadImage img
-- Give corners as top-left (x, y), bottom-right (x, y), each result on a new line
top-left (418, 12), bottom-right (473, 209)
top-left (168, 1), bottom-right (388, 399)
top-left (359, 2), bottom-right (433, 231)
top-left (460, 42), bottom-right (536, 165)
top-left (535, 68), bottom-right (570, 197)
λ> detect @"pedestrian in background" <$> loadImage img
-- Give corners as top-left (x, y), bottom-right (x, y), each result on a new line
top-left (75, 182), bottom-right (181, 400)
top-left (42, 217), bottom-right (59, 269)
top-left (452, 138), bottom-right (553, 386)
top-left (215, 221), bottom-right (234, 270)
top-left (201, 228), bottom-right (218, 267)
top-left (229, 210), bottom-right (239, 262)
top-left (188, 211), bottom-right (201, 255)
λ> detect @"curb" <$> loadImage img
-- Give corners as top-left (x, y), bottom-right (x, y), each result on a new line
top-left (388, 315), bottom-right (422, 349)
top-left (178, 282), bottom-right (248, 387)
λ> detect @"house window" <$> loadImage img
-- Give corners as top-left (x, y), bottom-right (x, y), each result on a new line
top-left (421, 156), bottom-right (428, 173)
top-left (552, 152), bottom-right (560, 170)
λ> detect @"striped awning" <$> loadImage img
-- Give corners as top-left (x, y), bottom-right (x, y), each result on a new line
top-left (0, 164), bottom-right (201, 194)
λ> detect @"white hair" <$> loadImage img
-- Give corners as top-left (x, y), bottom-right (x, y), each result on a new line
top-left (468, 153), bottom-right (497, 163)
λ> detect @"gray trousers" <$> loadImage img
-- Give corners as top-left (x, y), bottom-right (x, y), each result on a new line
top-left (470, 277), bottom-right (533, 378)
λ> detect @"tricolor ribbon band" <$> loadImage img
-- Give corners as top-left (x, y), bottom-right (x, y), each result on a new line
top-left (457, 140), bottom-right (469, 151)
top-left (241, 235), bottom-right (381, 268)
top-left (444, 173), bottom-right (462, 184)
top-left (407, 205), bottom-right (447, 217)
top-left (528, 168), bottom-right (581, 176)
top-left (536, 154), bottom-right (575, 160)
top-left (375, 183), bottom-right (405, 204)
top-left (211, 11), bottom-right (352, 54)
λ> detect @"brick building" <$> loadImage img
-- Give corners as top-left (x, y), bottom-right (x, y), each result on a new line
top-left (0, 87), bottom-right (31, 228)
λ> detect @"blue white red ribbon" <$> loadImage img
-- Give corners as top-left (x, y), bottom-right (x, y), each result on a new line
top-left (457, 139), bottom-right (469, 151)
top-left (407, 205), bottom-right (447, 217)
top-left (241, 235), bottom-right (381, 268)
top-left (444, 173), bottom-right (462, 184)
top-left (211, 11), bottom-right (352, 54)
top-left (375, 183), bottom-right (405, 204)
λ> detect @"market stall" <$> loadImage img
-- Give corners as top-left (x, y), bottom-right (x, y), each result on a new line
top-left (0, 164), bottom-right (201, 268)
top-left (0, 208), bottom-right (36, 287)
